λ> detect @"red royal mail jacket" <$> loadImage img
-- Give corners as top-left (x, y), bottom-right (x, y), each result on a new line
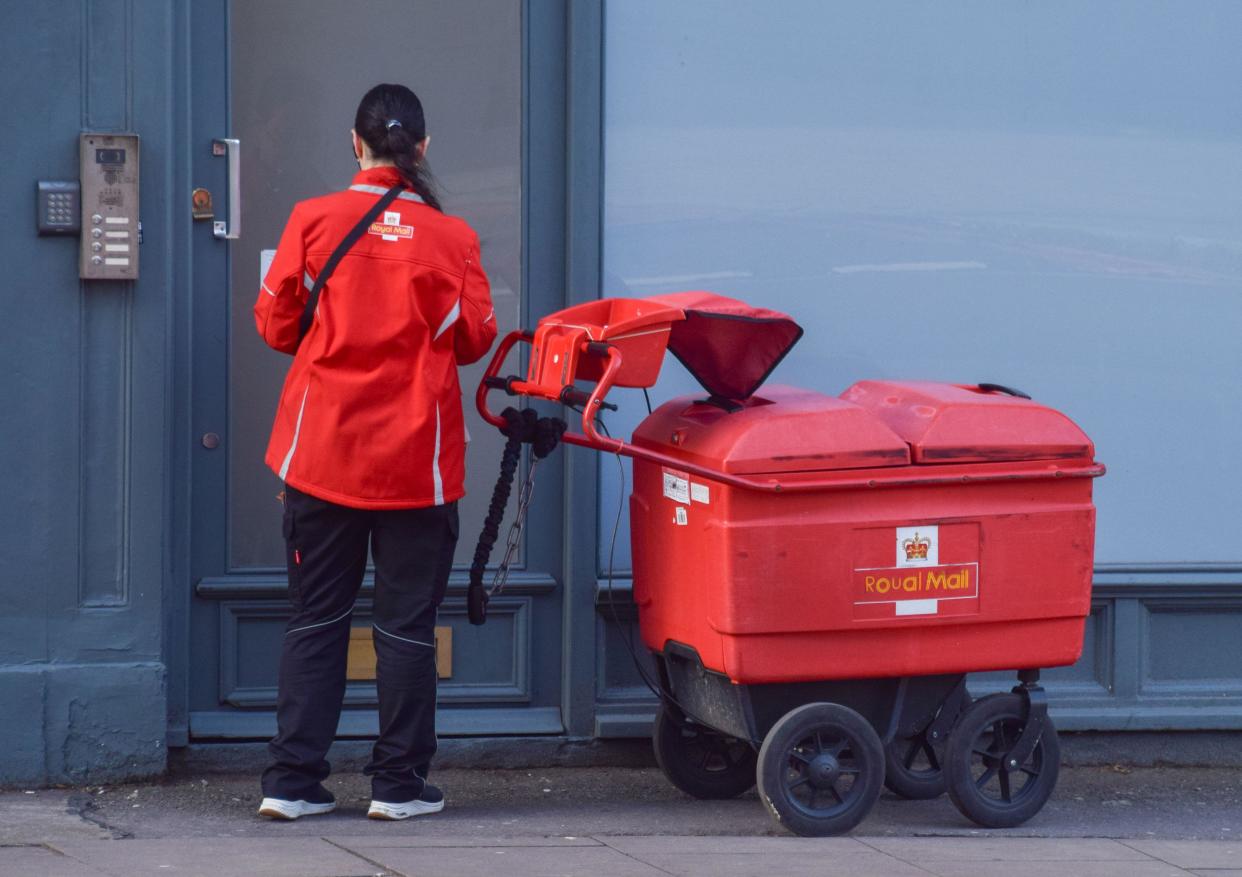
top-left (254, 166), bottom-right (497, 509)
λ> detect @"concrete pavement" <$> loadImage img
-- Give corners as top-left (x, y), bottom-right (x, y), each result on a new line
top-left (4, 834), bottom-right (1242, 877)
top-left (2, 765), bottom-right (1241, 876)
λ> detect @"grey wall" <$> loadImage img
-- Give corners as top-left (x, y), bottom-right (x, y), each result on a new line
top-left (593, 1), bottom-right (1242, 734)
top-left (0, 0), bottom-right (180, 783)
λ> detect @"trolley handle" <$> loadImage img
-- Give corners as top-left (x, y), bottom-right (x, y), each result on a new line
top-left (559, 386), bottom-right (618, 412)
top-left (477, 331), bottom-right (626, 453)
top-left (483, 374), bottom-right (524, 395)
top-left (977, 382), bottom-right (1031, 400)
top-left (476, 330), bottom-right (533, 431)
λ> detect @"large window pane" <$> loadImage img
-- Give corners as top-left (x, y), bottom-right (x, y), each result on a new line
top-left (603, 1), bottom-right (1242, 567)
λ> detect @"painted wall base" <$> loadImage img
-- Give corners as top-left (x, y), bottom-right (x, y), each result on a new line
top-left (0, 663), bottom-right (166, 787)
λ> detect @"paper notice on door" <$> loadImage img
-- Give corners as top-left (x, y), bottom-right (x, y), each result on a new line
top-left (260, 248), bottom-right (276, 285)
top-left (690, 482), bottom-right (710, 505)
top-left (662, 468), bottom-right (690, 504)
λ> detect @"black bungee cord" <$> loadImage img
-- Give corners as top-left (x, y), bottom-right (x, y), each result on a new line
top-left (467, 407), bottom-right (565, 625)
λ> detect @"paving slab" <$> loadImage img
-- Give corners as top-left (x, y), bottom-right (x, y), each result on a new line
top-left (599, 840), bottom-right (930, 877)
top-left (1123, 840), bottom-right (1242, 869)
top-left (862, 836), bottom-right (1154, 861)
top-left (329, 833), bottom-right (602, 848)
top-left (49, 837), bottom-right (383, 877)
top-left (0, 792), bottom-right (116, 844)
top-left (358, 844), bottom-right (666, 877)
top-left (916, 861), bottom-right (1193, 877)
top-left (0, 845), bottom-right (106, 877)
top-left (600, 835), bottom-right (873, 854)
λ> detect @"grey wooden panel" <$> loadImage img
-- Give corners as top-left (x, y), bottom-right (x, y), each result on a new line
top-left (196, 569), bottom-right (557, 600)
top-left (189, 706), bottom-right (564, 739)
top-left (1142, 597), bottom-right (1242, 695)
top-left (970, 602), bottom-right (1114, 699)
top-left (217, 597), bottom-right (534, 708)
top-left (77, 286), bottom-right (133, 607)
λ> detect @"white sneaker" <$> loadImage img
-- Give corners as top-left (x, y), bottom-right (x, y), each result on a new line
top-left (257, 796), bottom-right (336, 820)
top-left (367, 784), bottom-right (445, 820)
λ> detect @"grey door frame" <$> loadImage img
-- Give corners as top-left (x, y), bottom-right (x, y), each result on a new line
top-left (176, 0), bottom-right (606, 742)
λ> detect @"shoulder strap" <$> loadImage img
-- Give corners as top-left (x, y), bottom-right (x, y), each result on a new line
top-left (297, 184), bottom-right (405, 345)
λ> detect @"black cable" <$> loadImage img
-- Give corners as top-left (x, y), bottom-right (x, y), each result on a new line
top-left (596, 414), bottom-right (695, 720)
top-left (642, 387), bottom-right (653, 415)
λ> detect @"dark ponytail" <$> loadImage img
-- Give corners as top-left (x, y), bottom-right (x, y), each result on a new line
top-left (354, 83), bottom-right (443, 212)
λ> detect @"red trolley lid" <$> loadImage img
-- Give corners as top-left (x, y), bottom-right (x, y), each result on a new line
top-left (841, 380), bottom-right (1095, 464)
top-left (646, 291), bottom-right (803, 401)
top-left (633, 386), bottom-right (912, 475)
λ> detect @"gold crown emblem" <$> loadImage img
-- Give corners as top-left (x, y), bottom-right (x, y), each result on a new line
top-left (903, 532), bottom-right (930, 561)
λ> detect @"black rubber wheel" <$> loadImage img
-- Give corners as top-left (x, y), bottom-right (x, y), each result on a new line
top-left (883, 687), bottom-right (970, 800)
top-left (652, 705), bottom-right (757, 800)
top-left (945, 693), bottom-right (1061, 828)
top-left (884, 727), bottom-right (949, 800)
top-left (756, 702), bottom-right (885, 837)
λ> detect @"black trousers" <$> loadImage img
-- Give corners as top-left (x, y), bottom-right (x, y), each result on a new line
top-left (261, 484), bottom-right (458, 803)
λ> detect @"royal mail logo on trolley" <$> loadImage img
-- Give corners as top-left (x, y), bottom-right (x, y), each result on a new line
top-left (853, 525), bottom-right (980, 621)
top-left (369, 211), bottom-right (414, 242)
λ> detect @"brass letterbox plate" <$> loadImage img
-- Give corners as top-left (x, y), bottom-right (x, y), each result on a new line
top-left (347, 625), bottom-right (452, 680)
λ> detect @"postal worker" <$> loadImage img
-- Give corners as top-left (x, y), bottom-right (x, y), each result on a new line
top-left (253, 82), bottom-right (496, 821)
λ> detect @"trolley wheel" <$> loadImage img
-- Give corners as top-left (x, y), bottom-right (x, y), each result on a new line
top-left (884, 687), bottom-right (970, 800)
top-left (652, 705), bottom-right (757, 800)
top-left (756, 702), bottom-right (885, 837)
top-left (945, 693), bottom-right (1061, 828)
top-left (884, 728), bottom-right (948, 800)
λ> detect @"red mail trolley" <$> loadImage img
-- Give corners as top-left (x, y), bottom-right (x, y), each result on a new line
top-left (477, 293), bottom-right (1102, 836)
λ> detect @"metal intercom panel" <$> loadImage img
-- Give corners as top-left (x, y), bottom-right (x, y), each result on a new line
top-left (79, 133), bottom-right (139, 280)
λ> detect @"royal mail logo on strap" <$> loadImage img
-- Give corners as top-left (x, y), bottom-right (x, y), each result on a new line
top-left (853, 524), bottom-right (980, 621)
top-left (369, 210), bottom-right (414, 242)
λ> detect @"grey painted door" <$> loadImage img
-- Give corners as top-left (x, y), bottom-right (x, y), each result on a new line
top-left (186, 1), bottom-right (566, 740)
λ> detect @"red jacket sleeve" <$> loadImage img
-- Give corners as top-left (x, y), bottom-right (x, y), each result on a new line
top-left (453, 232), bottom-right (498, 365)
top-left (254, 205), bottom-right (308, 355)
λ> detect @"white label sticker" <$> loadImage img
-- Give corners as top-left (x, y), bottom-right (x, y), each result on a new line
top-left (674, 507), bottom-right (688, 526)
top-left (896, 525), bottom-right (939, 567)
top-left (104, 216), bottom-right (129, 224)
top-left (662, 468), bottom-right (690, 504)
top-left (690, 483), bottom-right (710, 505)
top-left (103, 257), bottom-right (130, 265)
top-left (260, 248), bottom-right (276, 284)
top-left (895, 599), bottom-right (939, 616)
